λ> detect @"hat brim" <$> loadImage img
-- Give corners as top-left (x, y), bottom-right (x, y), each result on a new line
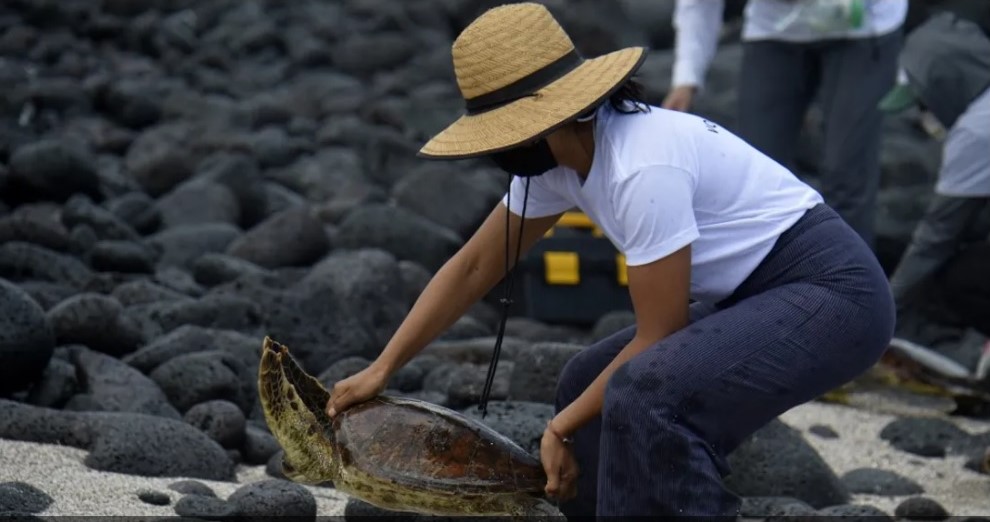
top-left (878, 83), bottom-right (918, 113)
top-left (418, 46), bottom-right (649, 160)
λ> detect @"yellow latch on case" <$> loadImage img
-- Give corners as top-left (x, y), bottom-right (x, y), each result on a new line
top-left (544, 251), bottom-right (580, 285)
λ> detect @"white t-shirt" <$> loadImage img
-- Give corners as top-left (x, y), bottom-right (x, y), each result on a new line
top-left (502, 103), bottom-right (824, 305)
top-left (936, 86), bottom-right (990, 197)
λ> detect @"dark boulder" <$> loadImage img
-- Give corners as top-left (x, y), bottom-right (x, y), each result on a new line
top-left (0, 481), bottom-right (53, 514)
top-left (66, 345), bottom-right (181, 419)
top-left (149, 350), bottom-right (254, 414)
top-left (6, 139), bottom-right (101, 204)
top-left (0, 278), bottom-right (56, 395)
top-left (0, 242), bottom-right (94, 289)
top-left (335, 204), bottom-right (462, 273)
top-left (460, 400), bottom-right (556, 458)
top-left (183, 400), bottom-right (247, 449)
top-left (46, 293), bottom-right (143, 356)
top-left (840, 468), bottom-right (924, 496)
top-left (225, 206), bottom-right (330, 269)
top-left (724, 419), bottom-right (849, 509)
top-left (153, 178), bottom-right (241, 229)
top-left (24, 357), bottom-right (78, 409)
top-left (0, 399), bottom-right (235, 481)
top-left (507, 342), bottom-right (583, 404)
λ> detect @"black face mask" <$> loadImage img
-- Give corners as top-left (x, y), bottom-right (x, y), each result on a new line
top-left (489, 139), bottom-right (557, 177)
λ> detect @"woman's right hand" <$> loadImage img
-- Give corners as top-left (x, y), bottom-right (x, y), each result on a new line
top-left (326, 363), bottom-right (389, 418)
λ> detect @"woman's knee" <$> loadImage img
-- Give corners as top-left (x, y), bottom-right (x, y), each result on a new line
top-left (555, 349), bottom-right (602, 409)
top-left (601, 358), bottom-right (682, 426)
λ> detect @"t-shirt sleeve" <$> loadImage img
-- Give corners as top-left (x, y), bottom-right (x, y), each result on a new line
top-left (935, 122), bottom-right (990, 197)
top-left (672, 0), bottom-right (725, 90)
top-left (501, 173), bottom-right (574, 218)
top-left (614, 165), bottom-right (700, 266)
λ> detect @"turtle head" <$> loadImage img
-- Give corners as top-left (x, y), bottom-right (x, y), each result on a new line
top-left (259, 336), bottom-right (340, 485)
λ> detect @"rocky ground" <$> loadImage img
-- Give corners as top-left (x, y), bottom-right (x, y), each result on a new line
top-left (1, 0), bottom-right (988, 520)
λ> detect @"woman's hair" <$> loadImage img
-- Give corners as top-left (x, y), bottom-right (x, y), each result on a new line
top-left (608, 78), bottom-right (651, 114)
top-left (575, 77), bottom-right (651, 121)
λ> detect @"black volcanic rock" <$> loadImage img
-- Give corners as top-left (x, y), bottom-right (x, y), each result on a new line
top-left (725, 419), bottom-right (850, 509)
top-left (0, 242), bottom-right (94, 289)
top-left (0, 278), bottom-right (56, 395)
top-left (894, 496), bottom-right (950, 520)
top-left (6, 139), bottom-right (101, 204)
top-left (47, 293), bottom-right (144, 356)
top-left (0, 209), bottom-right (73, 252)
top-left (145, 223), bottom-right (243, 270)
top-left (183, 399), bottom-right (246, 448)
top-left (225, 206), bottom-right (330, 269)
top-left (24, 357), bottom-right (78, 409)
top-left (62, 194), bottom-right (141, 242)
top-left (66, 345), bottom-right (181, 419)
top-left (840, 468), bottom-right (924, 496)
top-left (0, 481), bottom-right (52, 514)
top-left (0, 399), bottom-right (235, 481)
top-left (879, 417), bottom-right (975, 458)
top-left (154, 178), bottom-right (241, 229)
top-left (226, 479), bottom-right (317, 520)
top-left (149, 350), bottom-right (254, 414)
top-left (391, 165), bottom-right (504, 240)
top-left (335, 204), bottom-right (462, 273)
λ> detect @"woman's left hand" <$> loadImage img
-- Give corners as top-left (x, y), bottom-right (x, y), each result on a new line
top-left (540, 421), bottom-right (579, 501)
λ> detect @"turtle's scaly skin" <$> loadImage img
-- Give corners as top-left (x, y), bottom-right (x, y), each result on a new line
top-left (258, 336), bottom-right (555, 516)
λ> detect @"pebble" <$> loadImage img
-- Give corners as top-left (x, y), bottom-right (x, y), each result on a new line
top-left (136, 489), bottom-right (171, 506)
top-left (809, 424), bottom-right (840, 439)
top-left (227, 479), bottom-right (317, 519)
top-left (167, 481), bottom-right (217, 498)
top-left (0, 482), bottom-right (53, 514)
top-left (894, 496), bottom-right (951, 520)
top-left (840, 468), bottom-right (925, 496)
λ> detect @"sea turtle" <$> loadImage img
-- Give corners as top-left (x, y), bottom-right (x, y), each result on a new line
top-left (257, 336), bottom-right (560, 517)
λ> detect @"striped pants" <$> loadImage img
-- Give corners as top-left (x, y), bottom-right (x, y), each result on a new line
top-left (556, 204), bottom-right (895, 518)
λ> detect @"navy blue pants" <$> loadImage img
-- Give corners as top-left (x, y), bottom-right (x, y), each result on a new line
top-left (555, 204), bottom-right (895, 518)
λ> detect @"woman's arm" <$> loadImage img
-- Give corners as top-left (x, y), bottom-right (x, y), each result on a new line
top-left (373, 202), bottom-right (562, 377)
top-left (671, 0), bottom-right (725, 91)
top-left (547, 166), bottom-right (698, 435)
top-left (549, 243), bottom-right (692, 436)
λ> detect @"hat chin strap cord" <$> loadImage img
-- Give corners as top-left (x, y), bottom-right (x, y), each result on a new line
top-left (478, 174), bottom-right (531, 418)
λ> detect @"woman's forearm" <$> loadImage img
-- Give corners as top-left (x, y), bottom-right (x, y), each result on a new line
top-left (368, 204), bottom-right (561, 380)
top-left (373, 253), bottom-right (502, 377)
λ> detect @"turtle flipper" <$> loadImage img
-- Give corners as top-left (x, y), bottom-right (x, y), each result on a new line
top-left (510, 497), bottom-right (564, 520)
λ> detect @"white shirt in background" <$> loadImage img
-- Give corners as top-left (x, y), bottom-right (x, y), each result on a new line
top-left (937, 86), bottom-right (990, 197)
top-left (502, 103), bottom-right (824, 305)
top-left (672, 0), bottom-right (909, 89)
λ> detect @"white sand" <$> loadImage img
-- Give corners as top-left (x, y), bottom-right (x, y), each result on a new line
top-left (0, 440), bottom-right (350, 517)
top-left (1, 401), bottom-right (988, 517)
top-left (780, 401), bottom-right (990, 516)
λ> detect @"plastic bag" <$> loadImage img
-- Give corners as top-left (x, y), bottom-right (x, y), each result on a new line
top-left (775, 0), bottom-right (866, 33)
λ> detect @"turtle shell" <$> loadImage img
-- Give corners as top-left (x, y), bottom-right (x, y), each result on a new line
top-left (331, 395), bottom-right (547, 495)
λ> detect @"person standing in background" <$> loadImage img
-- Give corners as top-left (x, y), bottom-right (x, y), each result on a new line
top-left (663, 0), bottom-right (907, 251)
top-left (880, 6), bottom-right (990, 332)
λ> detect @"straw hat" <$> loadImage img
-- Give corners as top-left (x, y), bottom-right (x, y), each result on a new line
top-left (418, 2), bottom-right (648, 160)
